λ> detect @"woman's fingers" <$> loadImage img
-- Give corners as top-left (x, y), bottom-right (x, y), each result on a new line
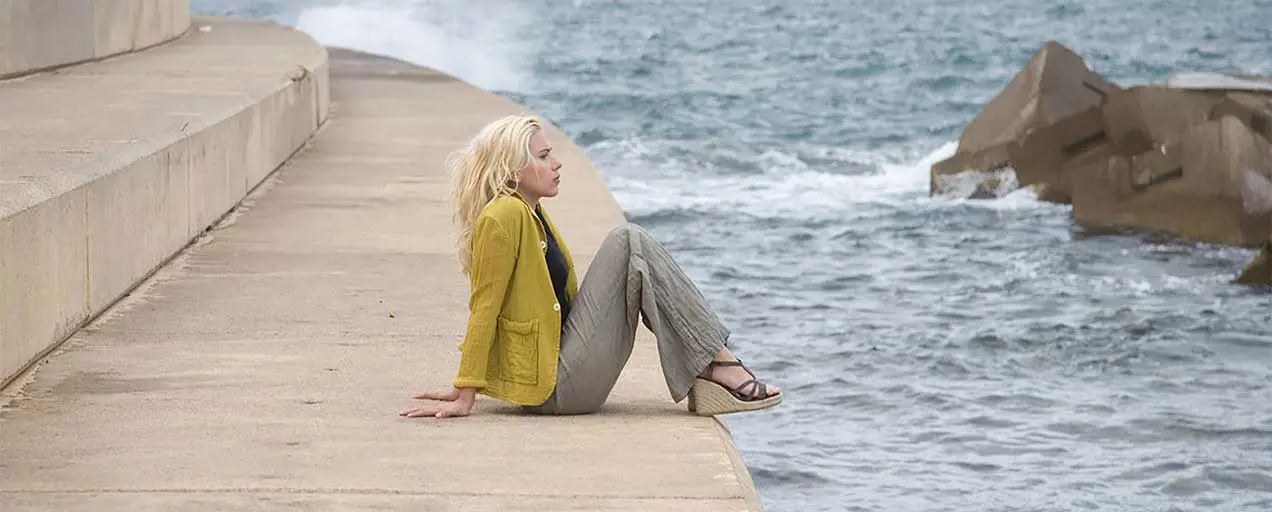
top-left (435, 402), bottom-right (471, 419)
top-left (399, 400), bottom-right (472, 419)
top-left (401, 388), bottom-right (472, 419)
top-left (399, 407), bottom-right (436, 417)
top-left (412, 388), bottom-right (457, 401)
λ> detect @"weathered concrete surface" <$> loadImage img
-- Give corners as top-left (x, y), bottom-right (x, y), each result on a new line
top-left (0, 17), bottom-right (328, 387)
top-left (930, 41), bottom-right (1120, 196)
top-left (0, 48), bottom-right (763, 511)
top-left (958, 41), bottom-right (1119, 154)
top-left (1006, 86), bottom-right (1224, 204)
top-left (1005, 104), bottom-right (1106, 204)
top-left (1211, 92), bottom-right (1272, 141)
top-left (1070, 115), bottom-right (1272, 247)
top-left (1099, 87), bottom-right (1222, 156)
top-left (0, 0), bottom-right (191, 79)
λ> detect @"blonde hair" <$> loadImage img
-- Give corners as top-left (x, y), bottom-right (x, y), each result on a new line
top-left (446, 114), bottom-right (543, 275)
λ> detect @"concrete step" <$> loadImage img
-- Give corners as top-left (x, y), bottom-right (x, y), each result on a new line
top-left (0, 16), bottom-right (329, 386)
top-left (1, 0), bottom-right (191, 79)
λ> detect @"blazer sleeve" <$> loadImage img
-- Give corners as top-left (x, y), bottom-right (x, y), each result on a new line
top-left (453, 214), bottom-right (518, 389)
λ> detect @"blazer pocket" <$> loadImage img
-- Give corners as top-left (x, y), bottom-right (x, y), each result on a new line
top-left (496, 316), bottom-right (540, 385)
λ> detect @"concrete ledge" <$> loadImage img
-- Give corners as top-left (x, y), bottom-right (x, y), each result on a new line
top-left (0, 46), bottom-right (762, 511)
top-left (0, 16), bottom-right (329, 387)
top-left (0, 0), bottom-right (192, 79)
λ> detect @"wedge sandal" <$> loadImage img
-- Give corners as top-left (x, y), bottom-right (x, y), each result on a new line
top-left (687, 360), bottom-right (782, 416)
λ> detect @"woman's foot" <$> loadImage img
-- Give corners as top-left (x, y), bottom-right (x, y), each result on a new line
top-left (688, 349), bottom-right (782, 416)
top-left (700, 351), bottom-right (781, 399)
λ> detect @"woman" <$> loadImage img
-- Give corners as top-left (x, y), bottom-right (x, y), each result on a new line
top-left (400, 114), bottom-right (781, 419)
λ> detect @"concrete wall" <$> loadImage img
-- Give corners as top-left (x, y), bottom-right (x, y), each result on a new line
top-left (0, 18), bottom-right (329, 387)
top-left (0, 0), bottom-right (191, 79)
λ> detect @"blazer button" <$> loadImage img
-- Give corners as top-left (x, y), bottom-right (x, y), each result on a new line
top-left (553, 303), bottom-right (561, 312)
top-left (540, 241), bottom-right (547, 250)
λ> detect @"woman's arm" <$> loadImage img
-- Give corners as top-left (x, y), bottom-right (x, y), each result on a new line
top-left (401, 214), bottom-right (517, 419)
top-left (452, 215), bottom-right (518, 389)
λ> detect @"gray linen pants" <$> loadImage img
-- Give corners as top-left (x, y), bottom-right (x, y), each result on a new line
top-left (524, 223), bottom-right (729, 415)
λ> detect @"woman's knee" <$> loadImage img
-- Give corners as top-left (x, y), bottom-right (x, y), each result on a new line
top-left (625, 222), bottom-right (651, 239)
top-left (609, 222), bottom-right (656, 247)
top-left (606, 222), bottom-right (649, 237)
top-left (600, 223), bottom-right (634, 251)
top-left (604, 223), bottom-right (630, 239)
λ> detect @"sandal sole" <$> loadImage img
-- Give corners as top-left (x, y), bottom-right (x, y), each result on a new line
top-left (688, 378), bottom-right (782, 416)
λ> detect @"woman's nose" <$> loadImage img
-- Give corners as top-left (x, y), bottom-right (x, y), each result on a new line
top-left (551, 155), bottom-right (563, 170)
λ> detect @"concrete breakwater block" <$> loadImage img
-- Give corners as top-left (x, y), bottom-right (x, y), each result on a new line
top-left (1070, 115), bottom-right (1272, 248)
top-left (1237, 243), bottom-right (1272, 286)
top-left (1005, 86), bottom-right (1223, 204)
top-left (1003, 104), bottom-right (1106, 204)
top-left (932, 40), bottom-right (1272, 285)
top-left (1211, 92), bottom-right (1272, 141)
top-left (929, 41), bottom-right (1120, 198)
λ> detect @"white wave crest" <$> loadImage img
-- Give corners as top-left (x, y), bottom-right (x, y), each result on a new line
top-left (599, 140), bottom-right (970, 219)
top-left (294, 1), bottom-right (540, 93)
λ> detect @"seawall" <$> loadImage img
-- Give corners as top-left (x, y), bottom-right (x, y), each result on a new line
top-left (1, 12), bottom-right (764, 512)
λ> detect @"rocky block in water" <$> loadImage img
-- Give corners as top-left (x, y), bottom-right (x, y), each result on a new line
top-left (1210, 92), bottom-right (1272, 141)
top-left (1155, 75), bottom-right (1272, 286)
top-left (1006, 86), bottom-right (1223, 204)
top-left (1005, 105), bottom-right (1106, 204)
top-left (926, 47), bottom-right (1272, 286)
top-left (1236, 243), bottom-right (1272, 286)
top-left (930, 41), bottom-right (1120, 198)
top-left (1070, 115), bottom-right (1272, 247)
top-left (1099, 86), bottom-right (1225, 156)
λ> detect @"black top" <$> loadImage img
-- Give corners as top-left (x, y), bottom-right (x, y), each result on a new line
top-left (537, 208), bottom-right (571, 326)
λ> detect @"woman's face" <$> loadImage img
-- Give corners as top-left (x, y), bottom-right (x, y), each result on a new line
top-left (516, 129), bottom-right (561, 201)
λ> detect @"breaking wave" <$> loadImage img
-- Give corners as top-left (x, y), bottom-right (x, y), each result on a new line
top-left (597, 140), bottom-right (949, 215)
top-left (597, 139), bottom-right (1064, 220)
top-left (293, 0), bottom-right (541, 93)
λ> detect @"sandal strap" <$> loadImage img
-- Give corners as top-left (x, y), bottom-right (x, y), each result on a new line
top-left (732, 379), bottom-right (769, 401)
top-left (734, 359), bottom-right (757, 380)
top-left (707, 359), bottom-right (756, 378)
top-left (700, 360), bottom-right (737, 380)
top-left (702, 359), bottom-right (773, 401)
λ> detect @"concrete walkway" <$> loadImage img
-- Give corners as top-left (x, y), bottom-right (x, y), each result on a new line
top-left (0, 47), bottom-right (761, 511)
top-left (0, 16), bottom-right (326, 388)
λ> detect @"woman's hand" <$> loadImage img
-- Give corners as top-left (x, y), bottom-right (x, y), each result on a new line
top-left (399, 387), bottom-right (476, 419)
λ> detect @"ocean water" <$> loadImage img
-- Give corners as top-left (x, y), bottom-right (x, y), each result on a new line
top-left (195, 1), bottom-right (1272, 510)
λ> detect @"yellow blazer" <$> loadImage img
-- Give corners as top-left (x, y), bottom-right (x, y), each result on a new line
top-left (452, 193), bottom-right (579, 405)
